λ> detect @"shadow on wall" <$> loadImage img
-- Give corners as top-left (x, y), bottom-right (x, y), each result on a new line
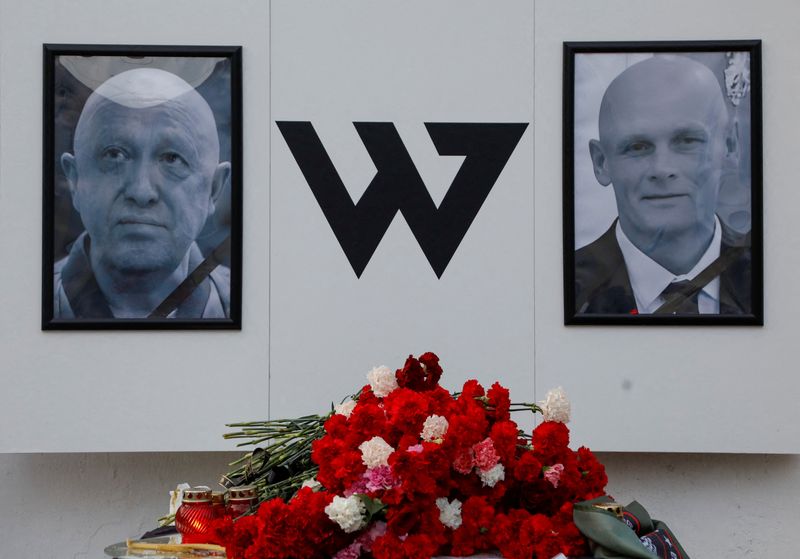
top-left (596, 452), bottom-right (800, 557)
top-left (0, 452), bottom-right (239, 557)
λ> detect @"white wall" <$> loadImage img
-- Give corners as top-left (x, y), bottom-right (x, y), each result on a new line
top-left (0, 0), bottom-right (270, 453)
top-left (535, 0), bottom-right (800, 454)
top-left (1, 452), bottom-right (796, 557)
top-left (1, 0), bottom-right (798, 557)
top-left (3, 0), bottom-right (798, 455)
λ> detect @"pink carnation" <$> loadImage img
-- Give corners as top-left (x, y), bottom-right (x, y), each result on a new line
top-left (472, 437), bottom-right (500, 472)
top-left (344, 477), bottom-right (369, 497)
top-left (544, 463), bottom-right (564, 488)
top-left (333, 520), bottom-right (388, 558)
top-left (365, 465), bottom-right (398, 492)
top-left (333, 542), bottom-right (362, 559)
top-left (346, 465), bottom-right (398, 495)
top-left (361, 521), bottom-right (387, 552)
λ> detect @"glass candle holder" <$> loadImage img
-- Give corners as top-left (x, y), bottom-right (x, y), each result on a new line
top-left (226, 485), bottom-right (258, 518)
top-left (176, 488), bottom-right (214, 543)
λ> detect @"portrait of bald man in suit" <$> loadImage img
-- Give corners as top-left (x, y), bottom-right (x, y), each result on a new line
top-left (568, 49), bottom-right (759, 320)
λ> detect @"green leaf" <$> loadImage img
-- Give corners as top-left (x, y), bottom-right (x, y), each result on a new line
top-left (357, 495), bottom-right (386, 518)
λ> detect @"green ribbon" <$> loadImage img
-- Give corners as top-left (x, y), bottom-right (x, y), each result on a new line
top-left (573, 497), bottom-right (690, 559)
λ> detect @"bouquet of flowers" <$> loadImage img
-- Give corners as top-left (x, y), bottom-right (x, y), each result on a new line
top-left (212, 352), bottom-right (608, 559)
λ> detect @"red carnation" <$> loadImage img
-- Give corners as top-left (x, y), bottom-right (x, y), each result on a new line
top-left (450, 496), bottom-right (496, 556)
top-left (383, 388), bottom-right (433, 440)
top-left (491, 509), bottom-right (536, 559)
top-left (390, 443), bottom-right (451, 500)
top-left (489, 420), bottom-right (521, 465)
top-left (529, 514), bottom-right (562, 559)
top-left (418, 352), bottom-right (443, 387)
top-left (217, 514), bottom-right (262, 559)
top-left (458, 379), bottom-right (485, 401)
top-left (395, 353), bottom-right (442, 391)
top-left (532, 421), bottom-right (570, 461)
top-left (452, 448), bottom-right (475, 475)
top-left (323, 413), bottom-right (349, 438)
top-left (576, 446), bottom-right (608, 498)
top-left (513, 451), bottom-right (543, 483)
top-left (348, 402), bottom-right (389, 442)
top-left (486, 382), bottom-right (511, 421)
top-left (217, 353), bottom-right (609, 559)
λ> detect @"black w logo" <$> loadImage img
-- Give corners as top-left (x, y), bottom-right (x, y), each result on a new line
top-left (276, 122), bottom-right (528, 278)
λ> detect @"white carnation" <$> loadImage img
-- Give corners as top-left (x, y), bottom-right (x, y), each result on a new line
top-left (367, 365), bottom-right (398, 398)
top-left (359, 436), bottom-right (395, 468)
top-left (436, 497), bottom-right (462, 529)
top-left (335, 399), bottom-right (357, 418)
top-left (421, 414), bottom-right (449, 442)
top-left (478, 463), bottom-right (505, 488)
top-left (540, 386), bottom-right (571, 423)
top-left (325, 495), bottom-right (367, 533)
top-left (301, 478), bottom-right (322, 491)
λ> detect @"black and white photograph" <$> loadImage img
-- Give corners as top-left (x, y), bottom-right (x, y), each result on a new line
top-left (563, 41), bottom-right (763, 325)
top-left (42, 45), bottom-right (242, 329)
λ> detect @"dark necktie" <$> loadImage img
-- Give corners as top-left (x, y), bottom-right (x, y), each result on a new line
top-left (660, 280), bottom-right (700, 315)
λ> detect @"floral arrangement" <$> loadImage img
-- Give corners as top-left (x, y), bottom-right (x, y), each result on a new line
top-left (211, 352), bottom-right (608, 559)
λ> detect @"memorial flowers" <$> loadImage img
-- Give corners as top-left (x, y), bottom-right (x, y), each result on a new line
top-left (212, 352), bottom-right (608, 559)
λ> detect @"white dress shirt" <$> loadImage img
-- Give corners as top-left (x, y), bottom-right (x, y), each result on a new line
top-left (615, 217), bottom-right (722, 314)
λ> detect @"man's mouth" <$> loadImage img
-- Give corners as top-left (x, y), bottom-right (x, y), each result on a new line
top-left (641, 193), bottom-right (689, 201)
top-left (117, 217), bottom-right (166, 228)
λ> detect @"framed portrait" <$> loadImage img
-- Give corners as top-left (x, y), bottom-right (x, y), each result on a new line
top-left (563, 40), bottom-right (763, 325)
top-left (42, 45), bottom-right (242, 329)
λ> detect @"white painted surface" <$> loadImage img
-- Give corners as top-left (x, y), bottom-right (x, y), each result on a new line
top-left (269, 0), bottom-right (535, 424)
top-left (534, 0), bottom-right (800, 452)
top-left (0, 0), bottom-right (270, 452)
top-left (0, 451), bottom-right (796, 557)
top-left (0, 0), bottom-right (797, 556)
top-left (0, 0), bottom-right (797, 454)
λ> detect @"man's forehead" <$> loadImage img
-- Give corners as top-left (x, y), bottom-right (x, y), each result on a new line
top-left (603, 85), bottom-right (723, 126)
top-left (83, 74), bottom-right (212, 124)
top-left (87, 97), bottom-right (203, 129)
top-left (612, 61), bottom-right (718, 100)
top-left (82, 102), bottom-right (200, 146)
top-left (600, 57), bottom-right (728, 134)
top-left (74, 69), bottom-right (219, 156)
top-left (92, 68), bottom-right (195, 109)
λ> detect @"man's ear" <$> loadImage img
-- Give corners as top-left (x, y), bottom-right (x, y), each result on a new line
top-left (208, 161), bottom-right (231, 216)
top-left (60, 152), bottom-right (81, 213)
top-left (588, 140), bottom-right (612, 186)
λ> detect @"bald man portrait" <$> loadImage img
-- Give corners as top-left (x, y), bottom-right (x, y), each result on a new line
top-left (573, 53), bottom-right (753, 317)
top-left (53, 66), bottom-right (232, 320)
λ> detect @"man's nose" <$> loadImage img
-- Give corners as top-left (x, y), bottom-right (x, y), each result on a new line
top-left (647, 147), bottom-right (678, 183)
top-left (124, 160), bottom-right (159, 205)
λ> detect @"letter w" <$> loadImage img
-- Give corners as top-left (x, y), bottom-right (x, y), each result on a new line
top-left (276, 122), bottom-right (528, 278)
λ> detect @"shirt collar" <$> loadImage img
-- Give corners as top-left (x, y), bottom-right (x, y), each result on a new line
top-left (615, 216), bottom-right (722, 312)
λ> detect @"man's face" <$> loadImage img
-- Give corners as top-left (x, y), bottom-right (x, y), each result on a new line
top-left (66, 97), bottom-right (220, 276)
top-left (591, 58), bottom-right (730, 247)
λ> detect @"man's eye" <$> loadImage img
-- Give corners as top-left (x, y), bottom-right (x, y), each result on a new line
top-left (160, 152), bottom-right (188, 166)
top-left (624, 142), bottom-right (652, 155)
top-left (101, 147), bottom-right (128, 161)
top-left (675, 136), bottom-right (704, 146)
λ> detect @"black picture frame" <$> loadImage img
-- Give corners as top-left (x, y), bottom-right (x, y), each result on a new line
top-left (42, 44), bottom-right (242, 330)
top-left (563, 40), bottom-right (763, 325)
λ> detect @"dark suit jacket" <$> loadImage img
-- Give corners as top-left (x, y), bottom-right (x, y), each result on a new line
top-left (574, 220), bottom-right (752, 315)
